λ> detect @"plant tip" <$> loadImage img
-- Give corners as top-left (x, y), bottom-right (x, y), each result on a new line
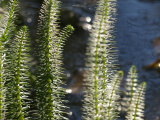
top-left (67, 25), bottom-right (74, 31)
top-left (118, 71), bottom-right (124, 76)
top-left (142, 81), bottom-right (146, 86)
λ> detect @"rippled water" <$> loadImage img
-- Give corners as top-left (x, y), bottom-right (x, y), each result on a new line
top-left (116, 0), bottom-right (160, 119)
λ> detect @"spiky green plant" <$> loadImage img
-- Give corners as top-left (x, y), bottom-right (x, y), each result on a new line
top-left (82, 0), bottom-right (146, 120)
top-left (0, 0), bottom-right (74, 119)
top-left (35, 0), bottom-right (74, 119)
top-left (82, 0), bottom-right (123, 119)
top-left (0, 0), bottom-right (18, 119)
top-left (123, 66), bottom-right (146, 120)
top-left (0, 0), bottom-right (17, 42)
top-left (4, 26), bottom-right (31, 119)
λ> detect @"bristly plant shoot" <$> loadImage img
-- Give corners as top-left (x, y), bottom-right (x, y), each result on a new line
top-left (35, 0), bottom-right (74, 119)
top-left (123, 66), bottom-right (146, 120)
top-left (82, 0), bottom-right (123, 119)
top-left (82, 0), bottom-right (146, 120)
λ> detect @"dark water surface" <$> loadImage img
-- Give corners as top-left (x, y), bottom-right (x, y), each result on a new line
top-left (116, 1), bottom-right (160, 119)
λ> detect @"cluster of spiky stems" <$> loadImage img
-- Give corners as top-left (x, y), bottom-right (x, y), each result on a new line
top-left (82, 0), bottom-right (146, 120)
top-left (0, 0), bottom-right (73, 119)
top-left (0, 0), bottom-right (146, 120)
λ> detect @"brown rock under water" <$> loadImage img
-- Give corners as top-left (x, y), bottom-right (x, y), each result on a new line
top-left (143, 58), bottom-right (160, 72)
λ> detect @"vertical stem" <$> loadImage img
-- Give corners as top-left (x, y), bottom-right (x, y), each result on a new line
top-left (45, 0), bottom-right (57, 118)
top-left (15, 27), bottom-right (27, 120)
top-left (1, 0), bottom-right (17, 41)
top-left (107, 75), bottom-right (118, 120)
top-left (0, 1), bottom-right (17, 117)
top-left (0, 50), bottom-right (3, 119)
top-left (94, 1), bottom-right (109, 119)
top-left (133, 82), bottom-right (145, 120)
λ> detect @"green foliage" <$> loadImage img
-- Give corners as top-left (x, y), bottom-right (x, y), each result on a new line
top-left (0, 0), bottom-right (18, 119)
top-left (0, 0), bottom-right (146, 120)
top-left (0, 0), bottom-right (18, 42)
top-left (35, 0), bottom-right (74, 119)
top-left (5, 25), bottom-right (31, 119)
top-left (123, 66), bottom-right (146, 120)
top-left (0, 0), bottom-right (74, 119)
top-left (82, 0), bottom-right (146, 120)
top-left (82, 0), bottom-right (121, 119)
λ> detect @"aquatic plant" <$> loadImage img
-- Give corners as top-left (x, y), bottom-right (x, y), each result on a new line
top-left (0, 0), bottom-right (74, 119)
top-left (82, 0), bottom-right (146, 119)
top-left (0, 0), bottom-right (19, 119)
top-left (35, 0), bottom-right (74, 119)
top-left (123, 66), bottom-right (146, 120)
top-left (0, 0), bottom-right (146, 119)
